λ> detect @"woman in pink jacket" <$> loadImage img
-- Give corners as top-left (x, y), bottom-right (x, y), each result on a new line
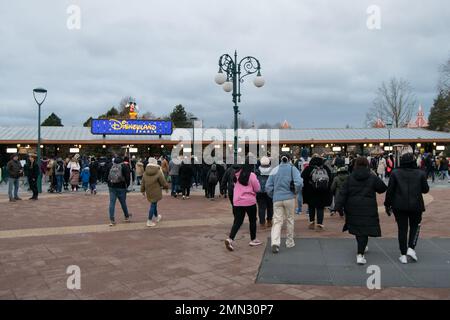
top-left (225, 160), bottom-right (262, 251)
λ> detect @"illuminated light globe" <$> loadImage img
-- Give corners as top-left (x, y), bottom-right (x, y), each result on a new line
top-left (222, 81), bottom-right (233, 92)
top-left (215, 72), bottom-right (227, 85)
top-left (253, 75), bottom-right (265, 88)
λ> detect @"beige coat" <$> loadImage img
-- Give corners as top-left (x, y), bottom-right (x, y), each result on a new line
top-left (141, 164), bottom-right (169, 203)
top-left (161, 159), bottom-right (169, 174)
top-left (136, 161), bottom-right (145, 177)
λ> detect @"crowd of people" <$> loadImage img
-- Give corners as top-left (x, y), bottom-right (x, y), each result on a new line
top-left (1, 148), bottom-right (447, 266)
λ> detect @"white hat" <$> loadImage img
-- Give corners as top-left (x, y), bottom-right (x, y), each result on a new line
top-left (260, 156), bottom-right (270, 166)
top-left (147, 157), bottom-right (158, 166)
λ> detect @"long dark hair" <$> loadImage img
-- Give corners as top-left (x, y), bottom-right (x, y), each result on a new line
top-left (234, 157), bottom-right (252, 186)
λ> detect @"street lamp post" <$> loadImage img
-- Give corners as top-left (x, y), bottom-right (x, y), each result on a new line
top-left (386, 122), bottom-right (392, 154)
top-left (33, 88), bottom-right (47, 193)
top-left (215, 51), bottom-right (264, 163)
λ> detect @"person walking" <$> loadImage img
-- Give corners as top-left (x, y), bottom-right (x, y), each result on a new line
top-left (160, 156), bottom-right (170, 180)
top-left (67, 155), bottom-right (81, 191)
top-left (386, 154), bottom-right (394, 178)
top-left (265, 153), bottom-right (303, 253)
top-left (141, 157), bottom-right (169, 227)
top-left (7, 154), bottom-right (23, 202)
top-left (168, 157), bottom-right (181, 197)
top-left (206, 163), bottom-right (219, 200)
top-left (424, 153), bottom-right (435, 183)
top-left (377, 156), bottom-right (387, 180)
top-left (89, 157), bottom-right (99, 194)
top-left (335, 157), bottom-right (387, 265)
top-left (255, 156), bottom-right (274, 229)
top-left (54, 157), bottom-right (65, 193)
top-left (330, 166), bottom-right (349, 217)
top-left (438, 156), bottom-right (449, 182)
top-left (385, 153), bottom-right (430, 264)
top-left (107, 156), bottom-right (132, 226)
top-left (135, 158), bottom-right (144, 186)
top-left (179, 159), bottom-right (194, 199)
top-left (301, 154), bottom-right (332, 231)
top-left (81, 166), bottom-right (90, 192)
top-left (224, 159), bottom-right (262, 251)
top-left (26, 154), bottom-right (40, 200)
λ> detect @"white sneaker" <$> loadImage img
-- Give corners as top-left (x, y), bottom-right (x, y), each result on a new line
top-left (399, 255), bottom-right (408, 264)
top-left (249, 239), bottom-right (263, 247)
top-left (156, 215), bottom-right (162, 223)
top-left (407, 248), bottom-right (418, 262)
top-left (182, 196), bottom-right (186, 200)
top-left (365, 246), bottom-right (369, 253)
top-left (146, 220), bottom-right (156, 227)
top-left (356, 254), bottom-right (367, 265)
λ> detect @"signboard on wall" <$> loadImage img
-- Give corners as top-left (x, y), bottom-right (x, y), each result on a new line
top-left (91, 119), bottom-right (173, 135)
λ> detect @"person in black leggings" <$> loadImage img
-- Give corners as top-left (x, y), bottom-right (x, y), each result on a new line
top-left (335, 157), bottom-right (387, 265)
top-left (385, 152), bottom-right (429, 264)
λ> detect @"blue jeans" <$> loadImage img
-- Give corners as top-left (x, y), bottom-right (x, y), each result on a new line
top-left (171, 175), bottom-right (179, 194)
top-left (8, 178), bottom-right (19, 199)
top-left (297, 192), bottom-right (303, 212)
top-left (148, 202), bottom-right (158, 220)
top-left (109, 188), bottom-right (129, 221)
top-left (56, 175), bottom-right (63, 192)
top-left (90, 183), bottom-right (96, 191)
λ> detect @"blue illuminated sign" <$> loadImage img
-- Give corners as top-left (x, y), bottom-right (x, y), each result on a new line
top-left (91, 119), bottom-right (173, 135)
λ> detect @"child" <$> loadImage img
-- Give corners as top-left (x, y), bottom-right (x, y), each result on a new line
top-left (80, 166), bottom-right (90, 192)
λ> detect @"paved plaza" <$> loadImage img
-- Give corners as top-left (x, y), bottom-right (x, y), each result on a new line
top-left (0, 181), bottom-right (449, 300)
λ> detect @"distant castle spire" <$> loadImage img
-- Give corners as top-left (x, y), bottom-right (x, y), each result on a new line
top-left (374, 118), bottom-right (385, 128)
top-left (281, 120), bottom-right (291, 129)
top-left (407, 105), bottom-right (429, 128)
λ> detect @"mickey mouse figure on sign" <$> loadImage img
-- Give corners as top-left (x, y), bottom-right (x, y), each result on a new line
top-left (126, 100), bottom-right (140, 119)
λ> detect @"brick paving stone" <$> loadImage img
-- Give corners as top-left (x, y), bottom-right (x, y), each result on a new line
top-left (0, 188), bottom-right (448, 299)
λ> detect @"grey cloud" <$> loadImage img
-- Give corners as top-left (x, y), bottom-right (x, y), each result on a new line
top-left (0, 0), bottom-right (449, 129)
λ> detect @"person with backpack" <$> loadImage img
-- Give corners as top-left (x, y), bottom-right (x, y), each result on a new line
top-left (385, 153), bottom-right (430, 264)
top-left (335, 157), bottom-right (387, 265)
top-left (206, 163), bottom-right (219, 200)
top-left (224, 158), bottom-right (262, 251)
top-left (141, 157), bottom-right (169, 227)
top-left (179, 159), bottom-right (194, 199)
top-left (265, 153), bottom-right (303, 253)
top-left (107, 156), bottom-right (132, 226)
top-left (255, 156), bottom-right (274, 228)
top-left (54, 157), bottom-right (65, 193)
top-left (330, 166), bottom-right (349, 217)
top-left (301, 154), bottom-right (332, 230)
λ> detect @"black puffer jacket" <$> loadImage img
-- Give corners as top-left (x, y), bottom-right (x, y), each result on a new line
top-left (335, 167), bottom-right (387, 237)
top-left (301, 157), bottom-right (332, 207)
top-left (384, 162), bottom-right (429, 212)
top-left (179, 163), bottom-right (194, 188)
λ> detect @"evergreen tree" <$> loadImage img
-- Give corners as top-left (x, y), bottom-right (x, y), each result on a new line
top-left (428, 90), bottom-right (450, 132)
top-left (41, 113), bottom-right (63, 126)
top-left (170, 104), bottom-right (191, 128)
top-left (83, 117), bottom-right (93, 127)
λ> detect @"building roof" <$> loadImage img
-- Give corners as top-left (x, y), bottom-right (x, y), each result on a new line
top-left (0, 126), bottom-right (449, 144)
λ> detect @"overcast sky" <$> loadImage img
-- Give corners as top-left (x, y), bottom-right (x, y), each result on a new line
top-left (0, 0), bottom-right (449, 128)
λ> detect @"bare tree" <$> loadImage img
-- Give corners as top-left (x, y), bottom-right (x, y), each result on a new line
top-left (140, 112), bottom-right (156, 119)
top-left (438, 57), bottom-right (450, 93)
top-left (366, 77), bottom-right (417, 128)
top-left (257, 122), bottom-right (273, 129)
top-left (231, 118), bottom-right (253, 129)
